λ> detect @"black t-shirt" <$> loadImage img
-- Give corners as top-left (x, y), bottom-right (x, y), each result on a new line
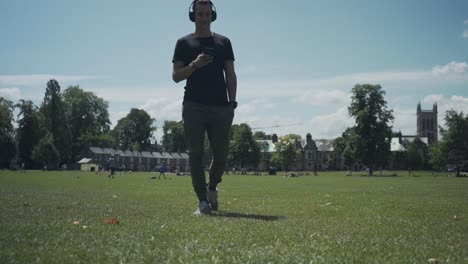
top-left (172, 33), bottom-right (235, 106)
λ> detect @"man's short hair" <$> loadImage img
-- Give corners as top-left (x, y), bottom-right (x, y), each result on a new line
top-left (193, 0), bottom-right (213, 13)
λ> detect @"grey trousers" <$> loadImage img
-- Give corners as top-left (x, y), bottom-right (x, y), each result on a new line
top-left (182, 101), bottom-right (234, 202)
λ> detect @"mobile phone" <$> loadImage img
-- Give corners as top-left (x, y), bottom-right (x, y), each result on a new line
top-left (204, 47), bottom-right (215, 57)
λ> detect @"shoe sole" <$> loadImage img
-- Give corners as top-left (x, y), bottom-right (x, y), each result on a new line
top-left (193, 207), bottom-right (212, 215)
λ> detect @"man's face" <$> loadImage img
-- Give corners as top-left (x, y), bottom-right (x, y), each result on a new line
top-left (194, 3), bottom-right (212, 27)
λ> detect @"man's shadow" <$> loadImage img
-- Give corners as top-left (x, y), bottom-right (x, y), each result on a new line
top-left (209, 211), bottom-right (286, 221)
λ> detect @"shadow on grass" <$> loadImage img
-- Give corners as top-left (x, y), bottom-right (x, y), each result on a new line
top-left (358, 174), bottom-right (401, 177)
top-left (209, 211), bottom-right (286, 221)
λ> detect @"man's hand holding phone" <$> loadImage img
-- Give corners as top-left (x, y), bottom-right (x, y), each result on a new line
top-left (190, 47), bottom-right (215, 70)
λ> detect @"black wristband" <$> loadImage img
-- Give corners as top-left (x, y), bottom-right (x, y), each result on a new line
top-left (229, 101), bottom-right (238, 109)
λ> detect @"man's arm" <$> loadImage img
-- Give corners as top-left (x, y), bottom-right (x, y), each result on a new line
top-left (224, 60), bottom-right (237, 102)
top-left (172, 54), bottom-right (214, 83)
top-left (172, 61), bottom-right (195, 83)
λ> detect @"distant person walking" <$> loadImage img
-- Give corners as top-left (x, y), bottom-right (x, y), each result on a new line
top-left (172, 0), bottom-right (237, 214)
top-left (159, 162), bottom-right (167, 179)
top-left (108, 156), bottom-right (115, 179)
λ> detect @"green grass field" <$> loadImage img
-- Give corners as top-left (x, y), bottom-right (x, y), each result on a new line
top-left (0, 170), bottom-right (467, 263)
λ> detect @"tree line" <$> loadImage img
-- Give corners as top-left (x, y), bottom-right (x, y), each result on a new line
top-left (0, 80), bottom-right (156, 169)
top-left (1, 81), bottom-right (467, 174)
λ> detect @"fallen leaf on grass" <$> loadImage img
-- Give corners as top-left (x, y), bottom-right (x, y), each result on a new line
top-left (453, 215), bottom-right (461, 221)
top-left (104, 218), bottom-right (120, 225)
top-left (428, 258), bottom-right (439, 264)
top-left (319, 202), bottom-right (333, 207)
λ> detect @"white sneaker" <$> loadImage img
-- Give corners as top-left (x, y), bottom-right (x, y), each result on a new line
top-left (194, 200), bottom-right (211, 215)
top-left (207, 188), bottom-right (218, 211)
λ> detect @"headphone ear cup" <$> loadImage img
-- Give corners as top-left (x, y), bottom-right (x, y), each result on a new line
top-left (189, 11), bottom-right (195, 22)
top-left (211, 10), bottom-right (217, 22)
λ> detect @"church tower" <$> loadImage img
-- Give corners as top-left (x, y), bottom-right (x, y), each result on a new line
top-left (416, 102), bottom-right (438, 146)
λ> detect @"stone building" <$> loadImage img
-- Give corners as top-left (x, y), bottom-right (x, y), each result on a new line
top-left (417, 102), bottom-right (438, 146)
top-left (257, 133), bottom-right (341, 171)
top-left (85, 147), bottom-right (189, 172)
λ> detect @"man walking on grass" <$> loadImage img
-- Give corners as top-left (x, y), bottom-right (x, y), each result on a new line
top-left (159, 162), bottom-right (167, 179)
top-left (172, 0), bottom-right (237, 214)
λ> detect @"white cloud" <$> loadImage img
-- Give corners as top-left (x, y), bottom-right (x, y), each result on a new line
top-left (392, 107), bottom-right (417, 135)
top-left (298, 89), bottom-right (350, 106)
top-left (388, 95), bottom-right (413, 105)
top-left (419, 94), bottom-right (468, 130)
top-left (0, 74), bottom-right (100, 86)
top-left (140, 99), bottom-right (180, 142)
top-left (235, 102), bottom-right (279, 127)
top-left (89, 84), bottom-right (183, 103)
top-left (140, 97), bottom-right (183, 122)
top-left (236, 98), bottom-right (274, 115)
top-left (432, 61), bottom-right (468, 75)
top-left (422, 94), bottom-right (444, 105)
top-left (450, 95), bottom-right (468, 105)
top-left (237, 103), bottom-right (257, 115)
top-left (109, 110), bottom-right (129, 128)
top-left (241, 61), bottom-right (468, 100)
top-left (0, 88), bottom-right (21, 100)
top-left (308, 107), bottom-right (354, 139)
top-left (440, 95), bottom-right (468, 115)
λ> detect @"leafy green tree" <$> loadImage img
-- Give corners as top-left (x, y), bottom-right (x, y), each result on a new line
top-left (32, 132), bottom-right (60, 169)
top-left (40, 79), bottom-right (71, 163)
top-left (229, 123), bottom-right (260, 168)
top-left (0, 97), bottom-right (16, 168)
top-left (432, 110), bottom-right (468, 175)
top-left (230, 124), bottom-right (240, 140)
top-left (112, 108), bottom-right (156, 150)
top-left (79, 133), bottom-right (115, 149)
top-left (334, 127), bottom-right (358, 171)
top-left (343, 145), bottom-right (355, 171)
top-left (253, 131), bottom-right (272, 140)
top-left (284, 134), bottom-right (301, 141)
top-left (392, 151), bottom-right (408, 170)
top-left (162, 120), bottom-right (186, 152)
top-left (62, 85), bottom-right (111, 160)
top-left (414, 137), bottom-right (429, 169)
top-left (348, 84), bottom-right (394, 175)
top-left (428, 143), bottom-right (446, 171)
top-left (332, 136), bottom-right (347, 154)
top-left (271, 135), bottom-right (300, 172)
top-left (15, 100), bottom-right (46, 169)
top-left (407, 142), bottom-right (423, 170)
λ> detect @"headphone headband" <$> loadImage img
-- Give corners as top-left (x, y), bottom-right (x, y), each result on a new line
top-left (189, 0), bottom-right (217, 22)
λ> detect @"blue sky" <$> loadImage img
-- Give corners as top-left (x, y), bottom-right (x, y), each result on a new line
top-left (1, 0), bottom-right (467, 141)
